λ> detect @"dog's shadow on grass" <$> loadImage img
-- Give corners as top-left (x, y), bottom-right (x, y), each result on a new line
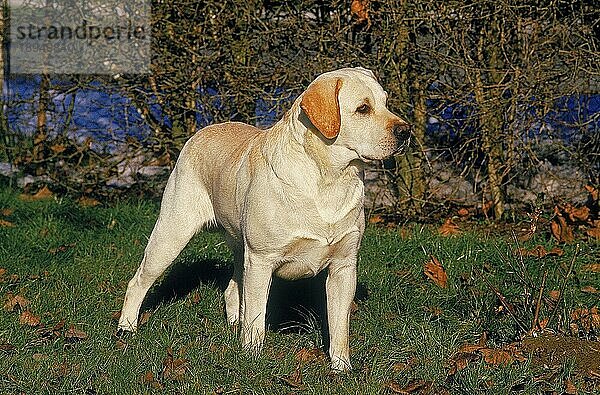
top-left (142, 258), bottom-right (368, 344)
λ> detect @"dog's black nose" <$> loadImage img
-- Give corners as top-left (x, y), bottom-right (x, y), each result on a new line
top-left (392, 122), bottom-right (412, 142)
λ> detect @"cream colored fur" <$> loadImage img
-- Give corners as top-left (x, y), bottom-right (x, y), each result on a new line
top-left (118, 67), bottom-right (411, 371)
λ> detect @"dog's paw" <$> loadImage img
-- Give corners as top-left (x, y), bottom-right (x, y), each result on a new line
top-left (330, 357), bottom-right (352, 372)
top-left (115, 327), bottom-right (135, 339)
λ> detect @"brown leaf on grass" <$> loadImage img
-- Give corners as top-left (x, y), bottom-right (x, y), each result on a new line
top-left (517, 245), bottom-right (564, 258)
top-left (4, 293), bottom-right (30, 312)
top-left (139, 311), bottom-right (151, 326)
top-left (0, 219), bottom-right (14, 227)
top-left (19, 186), bottom-right (53, 202)
top-left (191, 291), bottom-right (201, 304)
top-left (77, 196), bottom-right (101, 207)
top-left (570, 307), bottom-right (600, 334)
top-left (438, 218), bottom-right (460, 236)
top-left (0, 341), bottom-right (16, 353)
top-left (52, 361), bottom-right (81, 378)
top-left (279, 367), bottom-right (306, 390)
top-left (585, 184), bottom-right (599, 201)
top-left (480, 348), bottom-right (514, 366)
top-left (350, 0), bottom-right (371, 26)
top-left (586, 225), bottom-right (600, 240)
top-left (65, 325), bottom-right (88, 342)
top-left (564, 378), bottom-right (577, 395)
top-left (383, 379), bottom-right (432, 394)
top-left (447, 352), bottom-right (480, 375)
top-left (391, 357), bottom-right (417, 373)
top-left (424, 256), bottom-right (448, 288)
top-left (48, 243), bottom-right (76, 255)
top-left (0, 268), bottom-right (5, 278)
top-left (581, 264), bottom-right (600, 273)
top-left (1, 208), bottom-right (14, 216)
top-left (564, 204), bottom-right (591, 223)
top-left (449, 336), bottom-right (525, 375)
top-left (140, 371), bottom-right (163, 389)
top-left (551, 213), bottom-right (574, 243)
top-left (19, 310), bottom-right (41, 326)
top-left (582, 286), bottom-right (598, 294)
top-left (162, 348), bottom-right (188, 381)
top-left (457, 207), bottom-right (470, 218)
top-left (295, 347), bottom-right (326, 364)
top-left (369, 214), bottom-right (385, 225)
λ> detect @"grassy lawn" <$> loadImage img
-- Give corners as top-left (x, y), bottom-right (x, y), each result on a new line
top-left (0, 186), bottom-right (599, 394)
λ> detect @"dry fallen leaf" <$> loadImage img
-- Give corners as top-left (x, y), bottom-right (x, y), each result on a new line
top-left (447, 351), bottom-right (479, 375)
top-left (586, 226), bottom-right (600, 240)
top-left (570, 307), bottom-right (600, 334)
top-left (438, 218), bottom-right (460, 236)
top-left (424, 255), bottom-right (448, 288)
top-left (1, 208), bottom-right (14, 216)
top-left (564, 204), bottom-right (590, 223)
top-left (4, 293), bottom-right (30, 312)
top-left (581, 286), bottom-right (598, 294)
top-left (457, 207), bottom-right (470, 217)
top-left (279, 367), bottom-right (306, 390)
top-left (0, 342), bottom-right (16, 353)
top-left (368, 214), bottom-right (385, 225)
top-left (384, 379), bottom-right (432, 394)
top-left (77, 196), bottom-right (101, 207)
top-left (564, 378), bottom-right (577, 395)
top-left (162, 348), bottom-right (188, 381)
top-left (0, 219), bottom-right (14, 228)
top-left (140, 371), bottom-right (163, 389)
top-left (350, 0), bottom-right (370, 26)
top-left (19, 186), bottom-right (54, 202)
top-left (480, 348), bottom-right (513, 366)
top-left (581, 264), bottom-right (600, 273)
top-left (551, 213), bottom-right (574, 243)
top-left (548, 290), bottom-right (561, 302)
top-left (65, 325), bottom-right (88, 342)
top-left (139, 311), bottom-right (151, 326)
top-left (19, 310), bottom-right (41, 327)
top-left (517, 245), bottom-right (564, 258)
top-left (48, 243), bottom-right (76, 255)
top-left (584, 184), bottom-right (598, 201)
top-left (295, 347), bottom-right (326, 364)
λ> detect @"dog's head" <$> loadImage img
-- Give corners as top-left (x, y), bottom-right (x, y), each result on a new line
top-left (300, 67), bottom-right (411, 162)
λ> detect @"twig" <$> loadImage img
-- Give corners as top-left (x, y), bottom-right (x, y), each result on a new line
top-left (475, 269), bottom-right (529, 334)
top-left (546, 244), bottom-right (580, 329)
top-left (530, 270), bottom-right (548, 333)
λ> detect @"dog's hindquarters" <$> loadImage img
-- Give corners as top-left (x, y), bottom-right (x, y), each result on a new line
top-left (118, 155), bottom-right (216, 331)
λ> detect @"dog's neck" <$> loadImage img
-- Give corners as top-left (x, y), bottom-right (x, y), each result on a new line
top-left (264, 100), bottom-right (363, 184)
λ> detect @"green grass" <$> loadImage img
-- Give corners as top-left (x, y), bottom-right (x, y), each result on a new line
top-left (0, 187), bottom-right (598, 394)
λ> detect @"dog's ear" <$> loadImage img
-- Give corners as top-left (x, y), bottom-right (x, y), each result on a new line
top-left (300, 77), bottom-right (343, 139)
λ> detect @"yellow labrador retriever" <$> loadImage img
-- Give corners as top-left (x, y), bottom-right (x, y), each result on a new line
top-left (118, 67), bottom-right (411, 371)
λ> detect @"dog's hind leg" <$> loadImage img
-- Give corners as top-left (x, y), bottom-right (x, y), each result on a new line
top-left (118, 163), bottom-right (215, 332)
top-left (224, 238), bottom-right (243, 326)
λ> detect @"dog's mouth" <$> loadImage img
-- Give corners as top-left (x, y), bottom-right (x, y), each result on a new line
top-left (357, 139), bottom-right (410, 162)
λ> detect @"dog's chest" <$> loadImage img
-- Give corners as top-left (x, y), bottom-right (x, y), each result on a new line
top-left (274, 227), bottom-right (361, 280)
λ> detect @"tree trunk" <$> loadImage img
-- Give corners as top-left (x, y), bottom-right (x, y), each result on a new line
top-left (474, 22), bottom-right (505, 220)
top-left (393, 2), bottom-right (427, 216)
top-left (33, 74), bottom-right (50, 170)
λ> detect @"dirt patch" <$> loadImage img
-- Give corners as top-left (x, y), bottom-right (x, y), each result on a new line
top-left (521, 334), bottom-right (600, 378)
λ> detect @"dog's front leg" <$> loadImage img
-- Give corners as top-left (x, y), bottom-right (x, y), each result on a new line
top-left (326, 261), bottom-right (357, 371)
top-left (240, 249), bottom-right (273, 352)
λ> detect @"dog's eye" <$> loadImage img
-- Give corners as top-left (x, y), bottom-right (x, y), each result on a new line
top-left (356, 103), bottom-right (371, 115)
